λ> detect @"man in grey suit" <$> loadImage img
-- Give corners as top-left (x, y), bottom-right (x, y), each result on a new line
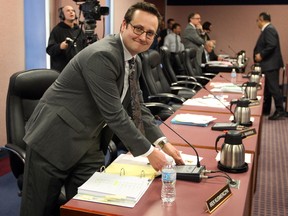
top-left (253, 12), bottom-right (285, 120)
top-left (182, 12), bottom-right (206, 74)
top-left (20, 2), bottom-right (184, 216)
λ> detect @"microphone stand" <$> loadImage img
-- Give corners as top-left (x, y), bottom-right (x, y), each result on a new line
top-left (202, 86), bottom-right (236, 122)
top-left (155, 115), bottom-right (206, 182)
top-left (155, 115), bottom-right (201, 168)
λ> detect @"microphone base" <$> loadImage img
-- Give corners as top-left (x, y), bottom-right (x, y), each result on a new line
top-left (231, 120), bottom-right (253, 127)
top-left (175, 165), bottom-right (206, 182)
top-left (217, 161), bottom-right (248, 173)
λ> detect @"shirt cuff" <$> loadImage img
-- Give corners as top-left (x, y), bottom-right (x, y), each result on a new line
top-left (139, 137), bottom-right (167, 157)
top-left (141, 145), bottom-right (155, 157)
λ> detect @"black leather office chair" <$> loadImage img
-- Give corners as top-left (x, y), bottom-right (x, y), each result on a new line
top-left (2, 69), bottom-right (118, 202)
top-left (139, 49), bottom-right (196, 110)
top-left (160, 46), bottom-right (203, 92)
top-left (182, 48), bottom-right (215, 86)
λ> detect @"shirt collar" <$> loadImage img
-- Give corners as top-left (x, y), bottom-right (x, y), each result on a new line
top-left (189, 23), bottom-right (196, 28)
top-left (262, 22), bottom-right (270, 31)
top-left (120, 34), bottom-right (135, 62)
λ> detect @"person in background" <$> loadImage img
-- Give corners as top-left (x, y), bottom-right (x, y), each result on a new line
top-left (253, 12), bottom-right (285, 120)
top-left (182, 12), bottom-right (205, 68)
top-left (21, 2), bottom-right (184, 216)
top-left (202, 21), bottom-right (212, 41)
top-left (157, 18), bottom-right (175, 49)
top-left (46, 5), bottom-right (86, 72)
top-left (201, 40), bottom-right (223, 63)
top-left (163, 23), bottom-right (184, 53)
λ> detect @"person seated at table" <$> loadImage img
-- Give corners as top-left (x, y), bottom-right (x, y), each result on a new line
top-left (201, 40), bottom-right (223, 63)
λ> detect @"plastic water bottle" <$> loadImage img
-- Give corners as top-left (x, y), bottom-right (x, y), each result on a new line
top-left (161, 162), bottom-right (176, 203)
top-left (231, 68), bottom-right (237, 84)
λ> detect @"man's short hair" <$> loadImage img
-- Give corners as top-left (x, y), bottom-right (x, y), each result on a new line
top-left (167, 18), bottom-right (175, 24)
top-left (124, 2), bottom-right (162, 29)
top-left (187, 12), bottom-right (198, 23)
top-left (171, 23), bottom-right (181, 30)
top-left (259, 12), bottom-right (271, 22)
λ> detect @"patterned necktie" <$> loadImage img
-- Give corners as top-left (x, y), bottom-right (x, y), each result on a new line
top-left (128, 58), bottom-right (145, 135)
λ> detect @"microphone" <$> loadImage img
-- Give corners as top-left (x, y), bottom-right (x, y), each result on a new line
top-left (219, 49), bottom-right (228, 54)
top-left (156, 115), bottom-right (201, 167)
top-left (202, 86), bottom-right (236, 122)
top-left (219, 74), bottom-right (232, 83)
top-left (228, 45), bottom-right (237, 57)
top-left (155, 115), bottom-right (206, 182)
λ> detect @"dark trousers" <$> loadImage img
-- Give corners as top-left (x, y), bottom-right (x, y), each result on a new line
top-left (263, 69), bottom-right (284, 114)
top-left (20, 144), bottom-right (105, 216)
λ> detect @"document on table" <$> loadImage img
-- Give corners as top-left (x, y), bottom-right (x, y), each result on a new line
top-left (171, 113), bottom-right (217, 127)
top-left (74, 154), bottom-right (157, 208)
top-left (209, 82), bottom-right (243, 93)
top-left (183, 96), bottom-right (230, 108)
top-left (74, 172), bottom-right (153, 208)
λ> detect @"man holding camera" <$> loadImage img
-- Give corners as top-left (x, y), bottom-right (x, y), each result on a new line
top-left (46, 5), bottom-right (86, 72)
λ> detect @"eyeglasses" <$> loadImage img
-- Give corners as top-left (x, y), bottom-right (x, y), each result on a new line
top-left (129, 23), bottom-right (157, 40)
top-left (192, 17), bottom-right (201, 20)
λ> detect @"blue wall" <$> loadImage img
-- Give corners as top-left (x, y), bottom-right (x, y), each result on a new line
top-left (24, 0), bottom-right (46, 69)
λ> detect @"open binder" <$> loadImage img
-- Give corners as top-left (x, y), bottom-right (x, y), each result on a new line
top-left (74, 154), bottom-right (157, 208)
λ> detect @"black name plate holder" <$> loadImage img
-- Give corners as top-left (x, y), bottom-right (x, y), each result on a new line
top-left (206, 184), bottom-right (232, 213)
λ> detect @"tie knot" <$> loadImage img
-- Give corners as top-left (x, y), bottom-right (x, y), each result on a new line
top-left (128, 58), bottom-right (135, 65)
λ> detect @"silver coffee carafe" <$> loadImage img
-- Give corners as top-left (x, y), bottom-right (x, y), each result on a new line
top-left (215, 130), bottom-right (248, 173)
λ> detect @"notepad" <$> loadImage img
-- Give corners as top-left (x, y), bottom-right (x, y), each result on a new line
top-left (171, 113), bottom-right (216, 127)
top-left (105, 154), bottom-right (159, 179)
top-left (75, 172), bottom-right (153, 208)
top-left (74, 154), bottom-right (157, 208)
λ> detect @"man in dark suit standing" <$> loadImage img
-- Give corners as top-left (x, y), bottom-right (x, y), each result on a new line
top-left (253, 12), bottom-right (285, 120)
top-left (20, 2), bottom-right (184, 216)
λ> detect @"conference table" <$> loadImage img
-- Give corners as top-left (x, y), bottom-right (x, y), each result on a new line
top-left (61, 147), bottom-right (254, 216)
top-left (160, 110), bottom-right (260, 154)
top-left (202, 59), bottom-right (247, 73)
top-left (181, 73), bottom-right (264, 117)
top-left (60, 72), bottom-right (262, 216)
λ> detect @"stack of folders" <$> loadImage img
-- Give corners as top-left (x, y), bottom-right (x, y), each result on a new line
top-left (74, 154), bottom-right (159, 208)
top-left (171, 113), bottom-right (216, 127)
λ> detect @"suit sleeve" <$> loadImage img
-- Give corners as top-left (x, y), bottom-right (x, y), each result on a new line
top-left (185, 27), bottom-right (205, 46)
top-left (260, 28), bottom-right (278, 60)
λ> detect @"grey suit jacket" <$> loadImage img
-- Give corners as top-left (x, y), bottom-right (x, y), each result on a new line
top-left (253, 24), bottom-right (284, 72)
top-left (23, 34), bottom-right (164, 171)
top-left (182, 23), bottom-right (205, 50)
top-left (182, 24), bottom-right (205, 67)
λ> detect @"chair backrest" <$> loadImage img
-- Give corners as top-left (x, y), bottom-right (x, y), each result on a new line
top-left (171, 51), bottom-right (186, 76)
top-left (6, 69), bottom-right (59, 177)
top-left (139, 49), bottom-right (171, 99)
top-left (159, 46), bottom-right (178, 84)
top-left (182, 48), bottom-right (200, 76)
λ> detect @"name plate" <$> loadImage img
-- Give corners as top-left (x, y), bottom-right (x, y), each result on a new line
top-left (241, 128), bottom-right (257, 138)
top-left (206, 184), bottom-right (232, 213)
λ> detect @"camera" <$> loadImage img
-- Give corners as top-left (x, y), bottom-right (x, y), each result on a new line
top-left (73, 0), bottom-right (109, 21)
top-left (73, 0), bottom-right (109, 43)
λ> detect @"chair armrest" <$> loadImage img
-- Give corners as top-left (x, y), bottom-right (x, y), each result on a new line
top-left (176, 75), bottom-right (197, 82)
top-left (3, 143), bottom-right (26, 163)
top-left (171, 80), bottom-right (203, 91)
top-left (148, 93), bottom-right (185, 104)
top-left (170, 86), bottom-right (197, 96)
top-left (202, 73), bottom-right (216, 78)
top-left (144, 102), bottom-right (175, 113)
